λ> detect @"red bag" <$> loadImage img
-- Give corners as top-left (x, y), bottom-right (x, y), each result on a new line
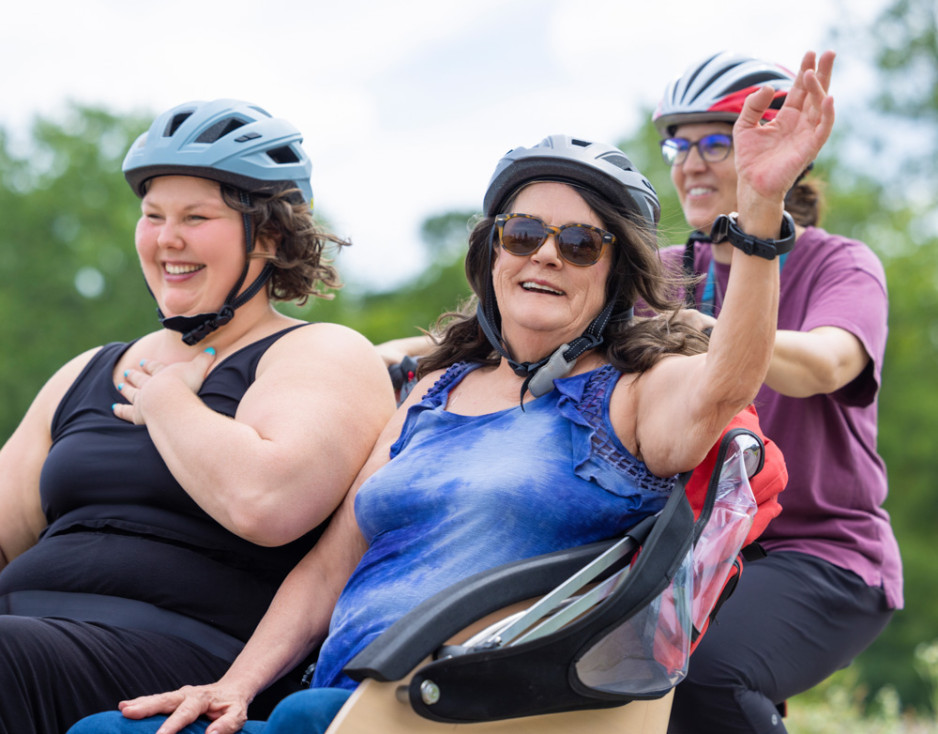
top-left (686, 404), bottom-right (788, 651)
top-left (685, 404), bottom-right (787, 545)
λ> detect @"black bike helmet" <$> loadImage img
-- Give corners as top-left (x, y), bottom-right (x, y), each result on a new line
top-left (653, 52), bottom-right (794, 137)
top-left (477, 135), bottom-right (660, 399)
top-left (122, 99), bottom-right (314, 344)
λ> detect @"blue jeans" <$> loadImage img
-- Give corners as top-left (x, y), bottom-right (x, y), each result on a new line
top-left (68, 688), bottom-right (353, 734)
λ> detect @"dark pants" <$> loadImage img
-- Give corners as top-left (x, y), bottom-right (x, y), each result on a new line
top-left (668, 551), bottom-right (893, 734)
top-left (0, 617), bottom-right (299, 734)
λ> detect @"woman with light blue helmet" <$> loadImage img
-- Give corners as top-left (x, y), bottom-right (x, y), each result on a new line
top-left (0, 99), bottom-right (395, 734)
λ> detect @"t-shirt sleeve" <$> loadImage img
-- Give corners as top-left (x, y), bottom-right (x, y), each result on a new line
top-left (799, 242), bottom-right (888, 407)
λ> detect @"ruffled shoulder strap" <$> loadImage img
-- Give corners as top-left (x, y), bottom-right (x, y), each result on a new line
top-left (389, 362), bottom-right (479, 459)
top-left (555, 365), bottom-right (676, 497)
top-left (420, 362), bottom-right (478, 406)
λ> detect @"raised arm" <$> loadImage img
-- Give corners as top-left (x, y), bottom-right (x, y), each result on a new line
top-left (115, 324), bottom-right (397, 546)
top-left (634, 50), bottom-right (836, 475)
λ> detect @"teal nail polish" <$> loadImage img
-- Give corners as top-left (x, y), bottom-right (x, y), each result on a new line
top-left (123, 370), bottom-right (129, 378)
top-left (139, 359), bottom-right (146, 367)
top-left (205, 347), bottom-right (216, 356)
top-left (111, 403), bottom-right (117, 411)
top-left (117, 383), bottom-right (124, 391)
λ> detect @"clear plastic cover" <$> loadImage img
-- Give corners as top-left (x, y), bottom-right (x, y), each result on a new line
top-left (691, 437), bottom-right (758, 632)
top-left (575, 548), bottom-right (693, 695)
top-left (574, 435), bottom-right (758, 696)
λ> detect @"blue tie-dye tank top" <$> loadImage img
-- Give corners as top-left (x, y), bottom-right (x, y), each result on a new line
top-left (311, 361), bottom-right (676, 690)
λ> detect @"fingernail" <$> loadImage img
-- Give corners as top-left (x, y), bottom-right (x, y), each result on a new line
top-left (205, 347), bottom-right (216, 356)
top-left (111, 403), bottom-right (117, 411)
top-left (123, 370), bottom-right (129, 378)
top-left (117, 383), bottom-right (124, 391)
top-left (139, 359), bottom-right (146, 368)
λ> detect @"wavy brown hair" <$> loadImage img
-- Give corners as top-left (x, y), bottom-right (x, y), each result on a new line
top-left (418, 184), bottom-right (708, 378)
top-left (221, 183), bottom-right (349, 304)
top-left (784, 177), bottom-right (825, 228)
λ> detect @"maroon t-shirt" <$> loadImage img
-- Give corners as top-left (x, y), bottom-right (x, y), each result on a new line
top-left (659, 227), bottom-right (902, 608)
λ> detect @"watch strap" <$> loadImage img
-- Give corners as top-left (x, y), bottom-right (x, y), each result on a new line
top-left (710, 211), bottom-right (796, 260)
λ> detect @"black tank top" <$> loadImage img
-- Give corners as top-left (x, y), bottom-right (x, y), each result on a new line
top-left (0, 325), bottom-right (324, 642)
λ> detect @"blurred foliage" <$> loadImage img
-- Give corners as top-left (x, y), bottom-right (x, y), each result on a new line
top-left (816, 0), bottom-right (938, 716)
top-left (0, 105), bottom-right (153, 436)
top-left (862, 0), bottom-right (938, 185)
top-left (0, 0), bottom-right (935, 718)
top-left (787, 652), bottom-right (938, 732)
top-left (285, 209), bottom-right (476, 343)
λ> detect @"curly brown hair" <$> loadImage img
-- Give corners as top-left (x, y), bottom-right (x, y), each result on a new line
top-left (418, 183), bottom-right (708, 378)
top-left (220, 183), bottom-right (349, 305)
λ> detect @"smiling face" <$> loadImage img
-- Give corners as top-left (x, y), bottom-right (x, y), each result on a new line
top-left (669, 121), bottom-right (738, 233)
top-left (136, 175), bottom-right (263, 318)
top-left (491, 182), bottom-right (612, 361)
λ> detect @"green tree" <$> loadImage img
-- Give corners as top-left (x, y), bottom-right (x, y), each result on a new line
top-left (0, 105), bottom-right (151, 441)
top-left (291, 209), bottom-right (475, 344)
top-left (823, 0), bottom-right (938, 714)
top-left (864, 0), bottom-right (938, 182)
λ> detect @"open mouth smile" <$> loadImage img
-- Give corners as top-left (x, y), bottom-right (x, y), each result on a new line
top-left (164, 263), bottom-right (205, 275)
top-left (521, 281), bottom-right (564, 296)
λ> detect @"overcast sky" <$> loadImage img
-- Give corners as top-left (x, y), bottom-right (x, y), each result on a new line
top-left (3, 0), bottom-right (885, 288)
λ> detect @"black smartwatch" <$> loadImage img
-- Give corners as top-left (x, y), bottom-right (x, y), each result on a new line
top-left (710, 211), bottom-right (796, 260)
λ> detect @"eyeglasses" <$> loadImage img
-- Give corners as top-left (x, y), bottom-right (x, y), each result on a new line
top-left (495, 213), bottom-right (615, 267)
top-left (659, 133), bottom-right (733, 167)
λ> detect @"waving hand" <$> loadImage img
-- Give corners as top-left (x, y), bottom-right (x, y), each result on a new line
top-left (732, 50), bottom-right (835, 214)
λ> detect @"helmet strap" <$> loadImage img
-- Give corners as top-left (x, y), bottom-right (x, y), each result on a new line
top-left (158, 191), bottom-right (272, 345)
top-left (681, 230), bottom-right (712, 310)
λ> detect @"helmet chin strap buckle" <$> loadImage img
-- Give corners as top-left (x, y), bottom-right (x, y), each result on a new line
top-left (527, 343), bottom-right (575, 397)
top-left (160, 305), bottom-right (235, 346)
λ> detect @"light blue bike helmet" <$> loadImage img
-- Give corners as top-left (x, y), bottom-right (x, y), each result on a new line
top-left (123, 98), bottom-right (313, 206)
top-left (122, 99), bottom-right (314, 344)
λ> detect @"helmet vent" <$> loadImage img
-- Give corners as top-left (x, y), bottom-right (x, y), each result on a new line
top-left (165, 111), bottom-right (194, 137)
top-left (598, 151), bottom-right (633, 172)
top-left (123, 99), bottom-right (313, 205)
top-left (570, 138), bottom-right (591, 148)
top-left (694, 67), bottom-right (741, 102)
top-left (195, 117), bottom-right (248, 144)
top-left (266, 145), bottom-right (301, 164)
top-left (723, 71), bottom-right (776, 96)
